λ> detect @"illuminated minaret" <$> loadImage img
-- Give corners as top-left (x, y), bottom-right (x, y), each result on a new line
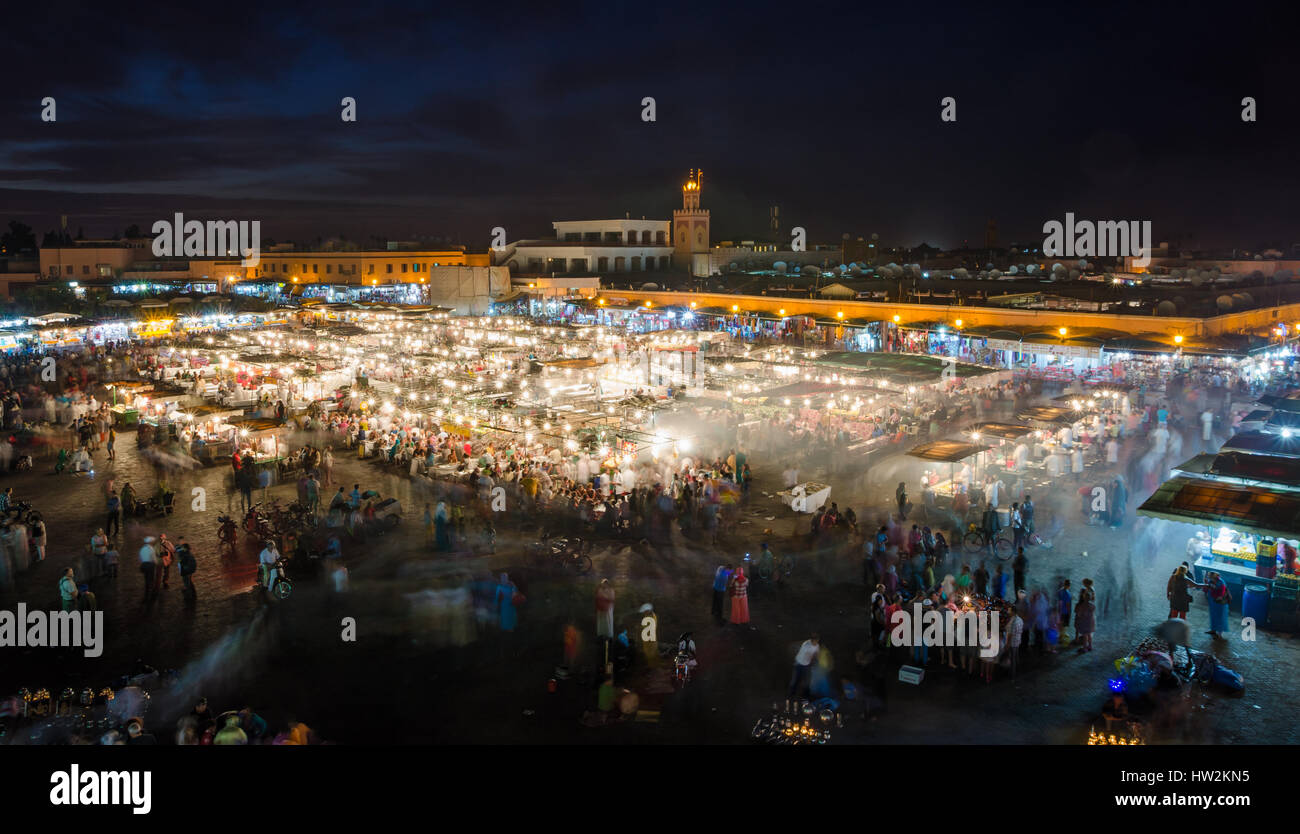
top-left (673, 168), bottom-right (710, 275)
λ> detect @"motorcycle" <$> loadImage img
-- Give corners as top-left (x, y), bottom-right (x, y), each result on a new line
top-left (528, 530), bottom-right (592, 574)
top-left (673, 633), bottom-right (698, 685)
top-left (146, 492), bottom-right (175, 517)
top-left (474, 521), bottom-right (497, 555)
top-left (217, 514), bottom-right (238, 554)
top-left (244, 505), bottom-right (273, 538)
top-left (3, 499), bottom-right (35, 524)
top-left (257, 558), bottom-right (293, 600)
top-left (364, 492), bottom-right (402, 530)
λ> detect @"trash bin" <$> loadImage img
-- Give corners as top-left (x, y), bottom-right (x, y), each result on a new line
top-left (1243, 584), bottom-right (1270, 625)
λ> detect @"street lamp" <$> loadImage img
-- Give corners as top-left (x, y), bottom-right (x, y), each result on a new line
top-left (1058, 327), bottom-right (1068, 339)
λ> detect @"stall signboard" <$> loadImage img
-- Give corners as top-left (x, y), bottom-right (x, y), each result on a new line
top-left (1018, 340), bottom-right (1101, 359)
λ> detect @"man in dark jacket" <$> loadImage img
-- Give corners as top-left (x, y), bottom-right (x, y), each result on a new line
top-left (1012, 548), bottom-right (1028, 596)
top-left (177, 536), bottom-right (197, 597)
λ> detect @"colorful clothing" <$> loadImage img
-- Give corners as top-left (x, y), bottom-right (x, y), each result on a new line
top-left (730, 572), bottom-right (750, 624)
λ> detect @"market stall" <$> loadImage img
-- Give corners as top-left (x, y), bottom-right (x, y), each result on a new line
top-left (967, 422), bottom-right (1036, 473)
top-left (1138, 475), bottom-right (1300, 624)
top-left (907, 439), bottom-right (992, 503)
top-left (777, 482), bottom-right (831, 513)
top-left (226, 417), bottom-right (289, 482)
top-left (177, 404), bottom-right (246, 464)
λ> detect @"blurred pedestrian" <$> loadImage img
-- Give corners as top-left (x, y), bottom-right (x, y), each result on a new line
top-left (711, 563), bottom-right (733, 623)
top-left (177, 536), bottom-right (197, 598)
top-left (139, 536), bottom-right (158, 600)
top-left (1058, 579), bottom-right (1072, 630)
top-left (1075, 578), bottom-right (1096, 652)
top-left (789, 633), bottom-right (820, 698)
top-left (729, 566), bottom-right (750, 625)
top-left (1012, 547), bottom-right (1028, 595)
top-left (595, 579), bottom-right (615, 638)
top-left (29, 512), bottom-right (47, 562)
top-left (59, 567), bottom-right (78, 612)
top-left (1202, 571), bottom-right (1230, 639)
top-left (495, 573), bottom-right (519, 632)
top-left (1167, 563), bottom-right (1195, 620)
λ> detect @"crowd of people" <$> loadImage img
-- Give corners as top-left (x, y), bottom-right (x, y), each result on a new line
top-left (3, 310), bottom-right (1300, 744)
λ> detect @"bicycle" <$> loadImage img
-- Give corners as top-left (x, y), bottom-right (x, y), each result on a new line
top-left (962, 524), bottom-right (1013, 560)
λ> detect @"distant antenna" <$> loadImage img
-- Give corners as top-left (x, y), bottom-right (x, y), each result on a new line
top-left (770, 205), bottom-right (780, 239)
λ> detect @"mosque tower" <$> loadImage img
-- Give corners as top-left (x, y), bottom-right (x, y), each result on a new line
top-left (673, 168), bottom-right (711, 276)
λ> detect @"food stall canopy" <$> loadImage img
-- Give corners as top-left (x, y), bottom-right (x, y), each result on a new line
top-left (1257, 393), bottom-right (1300, 414)
top-left (1172, 451), bottom-right (1300, 491)
top-left (1015, 405), bottom-right (1077, 425)
top-left (967, 422), bottom-right (1034, 440)
top-left (1174, 334), bottom-right (1268, 358)
top-left (1138, 475), bottom-right (1300, 541)
top-left (184, 403), bottom-right (245, 420)
top-left (1220, 430), bottom-right (1300, 459)
top-left (963, 324), bottom-right (1037, 341)
top-left (906, 439), bottom-right (991, 462)
top-left (224, 417), bottom-right (283, 436)
top-left (1265, 411), bottom-right (1300, 430)
top-left (1017, 327), bottom-right (1129, 351)
top-left (814, 351), bottom-right (995, 382)
top-left (1100, 334), bottom-right (1176, 354)
top-left (1048, 394), bottom-right (1097, 408)
top-left (759, 380), bottom-right (843, 400)
top-left (30, 312), bottom-right (81, 323)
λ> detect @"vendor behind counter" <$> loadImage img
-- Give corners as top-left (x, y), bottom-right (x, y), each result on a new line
top-left (1188, 529), bottom-right (1300, 605)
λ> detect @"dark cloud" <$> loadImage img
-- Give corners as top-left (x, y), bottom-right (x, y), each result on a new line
top-left (2, 0), bottom-right (1297, 250)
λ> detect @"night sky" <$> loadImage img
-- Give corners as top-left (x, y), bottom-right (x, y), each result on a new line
top-left (2, 1), bottom-right (1296, 252)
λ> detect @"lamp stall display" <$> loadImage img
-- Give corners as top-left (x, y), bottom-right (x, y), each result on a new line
top-left (750, 699), bottom-right (839, 745)
top-left (1085, 727), bottom-right (1145, 745)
